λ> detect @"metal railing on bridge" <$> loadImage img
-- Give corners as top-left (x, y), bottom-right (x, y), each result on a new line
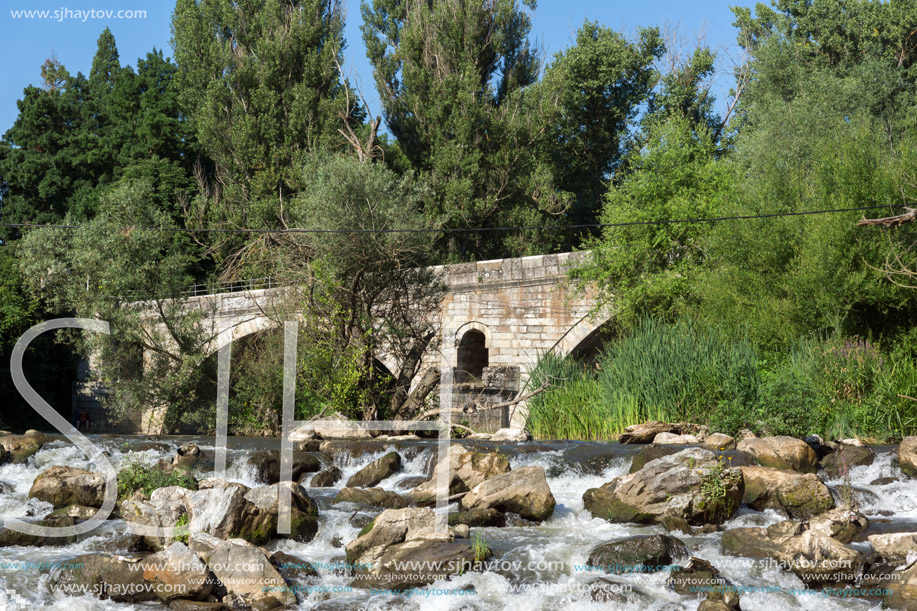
top-left (181, 277), bottom-right (278, 297)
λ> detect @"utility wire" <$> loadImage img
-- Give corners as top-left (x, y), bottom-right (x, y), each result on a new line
top-left (0, 204), bottom-right (906, 235)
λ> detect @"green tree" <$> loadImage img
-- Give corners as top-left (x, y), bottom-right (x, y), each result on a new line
top-left (172, 0), bottom-right (356, 210)
top-left (362, 0), bottom-right (567, 259)
top-left (534, 22), bottom-right (663, 241)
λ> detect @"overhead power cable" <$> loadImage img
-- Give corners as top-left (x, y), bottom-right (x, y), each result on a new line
top-left (0, 204), bottom-right (907, 235)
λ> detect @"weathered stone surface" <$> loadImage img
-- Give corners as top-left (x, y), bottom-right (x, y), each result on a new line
top-left (347, 452), bottom-right (401, 488)
top-left (460, 466), bottom-right (555, 522)
top-left (490, 428), bottom-right (531, 442)
top-left (408, 449), bottom-right (510, 504)
top-left (308, 466), bottom-right (342, 487)
top-left (0, 434), bottom-right (43, 463)
top-left (172, 443), bottom-right (202, 472)
top-left (869, 532), bottom-right (917, 561)
top-left (628, 445), bottom-right (678, 473)
top-left (190, 533), bottom-right (296, 609)
top-left (737, 436), bottom-right (818, 473)
top-left (49, 553), bottom-right (156, 603)
top-left (312, 413), bottom-right (374, 439)
top-left (345, 507), bottom-right (443, 567)
top-left (585, 448), bottom-right (743, 526)
top-left (619, 421), bottom-right (680, 444)
top-left (703, 433), bottom-right (737, 451)
top-left (653, 433), bottom-right (699, 445)
top-left (740, 466), bottom-right (834, 519)
top-left (29, 465), bottom-right (106, 508)
top-left (586, 535), bottom-right (687, 574)
top-left (142, 542), bottom-right (213, 602)
top-left (334, 487), bottom-right (410, 509)
top-left (720, 526), bottom-right (788, 558)
top-left (668, 557), bottom-right (741, 610)
top-left (776, 530), bottom-right (864, 588)
top-left (240, 482), bottom-right (320, 543)
top-left (448, 508), bottom-right (506, 528)
top-left (899, 437), bottom-right (917, 478)
top-left (49, 504), bottom-right (103, 521)
top-left (0, 515), bottom-right (81, 547)
top-left (248, 450), bottom-right (323, 485)
top-left (270, 550), bottom-right (319, 581)
top-left (168, 601), bottom-right (226, 611)
top-left (820, 445), bottom-right (875, 478)
top-left (588, 578), bottom-right (650, 604)
top-left (882, 560), bottom-right (917, 610)
top-left (808, 507), bottom-right (868, 544)
top-left (121, 485), bottom-right (192, 551)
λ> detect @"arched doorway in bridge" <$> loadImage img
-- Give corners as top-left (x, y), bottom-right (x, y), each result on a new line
top-left (456, 329), bottom-right (488, 383)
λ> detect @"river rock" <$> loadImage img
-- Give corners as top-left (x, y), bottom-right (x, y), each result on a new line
top-left (448, 508), bottom-right (506, 527)
top-left (739, 466), bottom-right (834, 518)
top-left (586, 534), bottom-right (687, 574)
top-left (584, 448), bottom-right (743, 526)
top-left (629, 445), bottom-right (678, 473)
top-left (720, 523), bottom-right (800, 558)
top-left (869, 532), bottom-right (917, 561)
top-left (248, 450), bottom-right (323, 485)
top-left (142, 542), bottom-right (213, 602)
top-left (308, 466), bottom-right (342, 487)
top-left (668, 557), bottom-right (741, 610)
top-left (736, 436), bottom-right (818, 473)
top-left (408, 449), bottom-right (510, 504)
top-left (899, 437), bottom-right (917, 477)
top-left (334, 487), bottom-right (410, 509)
top-left (49, 552), bottom-right (156, 603)
top-left (270, 550), bottom-right (319, 580)
top-left (619, 421), bottom-right (680, 444)
top-left (190, 532), bottom-right (296, 609)
top-left (0, 434), bottom-right (44, 463)
top-left (171, 443), bottom-right (202, 472)
top-left (881, 559), bottom-right (917, 610)
top-left (312, 412), bottom-right (374, 439)
top-left (238, 482), bottom-right (320, 543)
top-left (776, 530), bottom-right (863, 588)
top-left (0, 515), bottom-right (81, 547)
top-left (491, 428), bottom-right (531, 442)
top-left (460, 466), bottom-right (555, 522)
top-left (703, 433), bottom-right (737, 451)
top-left (820, 445), bottom-right (876, 477)
top-left (347, 452), bottom-right (401, 488)
top-left (29, 465), bottom-right (107, 508)
top-left (49, 504), bottom-right (103, 521)
top-left (121, 485), bottom-right (193, 551)
top-left (807, 507), bottom-right (868, 543)
top-left (653, 433), bottom-right (700, 445)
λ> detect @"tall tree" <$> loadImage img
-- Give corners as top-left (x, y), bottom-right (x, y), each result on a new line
top-left (362, 0), bottom-right (567, 260)
top-left (172, 0), bottom-right (356, 214)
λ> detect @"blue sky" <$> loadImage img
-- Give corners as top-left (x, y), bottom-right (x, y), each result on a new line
top-left (0, 0), bottom-right (750, 135)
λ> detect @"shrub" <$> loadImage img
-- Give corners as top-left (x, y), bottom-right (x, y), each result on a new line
top-left (117, 456), bottom-right (199, 500)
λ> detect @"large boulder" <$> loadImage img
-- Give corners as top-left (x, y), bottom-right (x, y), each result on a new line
top-left (344, 507), bottom-right (481, 589)
top-left (346, 452), bottom-right (401, 488)
top-left (237, 482), bottom-right (320, 544)
top-left (0, 515), bottom-right (82, 547)
top-left (121, 485), bottom-right (193, 551)
top-left (190, 533), bottom-right (296, 609)
top-left (628, 445), bottom-right (678, 473)
top-left (491, 428), bottom-right (531, 442)
top-left (668, 557), bottom-right (742, 611)
top-left (869, 533), bottom-right (917, 561)
top-left (585, 534), bottom-right (687, 574)
top-left (882, 559), bottom-right (917, 610)
top-left (807, 507), bottom-right (868, 544)
top-left (653, 433), bottom-right (700, 445)
top-left (899, 437), bottom-right (917, 477)
top-left (309, 466), bottom-right (342, 487)
top-left (311, 412), bottom-right (374, 439)
top-left (460, 466), bottom-right (555, 522)
top-left (720, 522), bottom-right (803, 558)
top-left (584, 448), bottom-right (743, 526)
top-left (0, 434), bottom-right (44, 463)
top-left (448, 508), bottom-right (506, 528)
top-left (48, 553), bottom-right (156, 603)
top-left (334, 487), bottom-right (410, 509)
top-left (775, 530), bottom-right (864, 588)
top-left (820, 445), bottom-right (875, 478)
top-left (408, 449), bottom-right (510, 504)
top-left (619, 421), bottom-right (680, 444)
top-left (29, 465), bottom-right (106, 508)
top-left (142, 542), bottom-right (213, 602)
top-left (703, 433), bottom-right (737, 451)
top-left (248, 450), bottom-right (323, 485)
top-left (739, 466), bottom-right (834, 519)
top-left (737, 436), bottom-right (818, 473)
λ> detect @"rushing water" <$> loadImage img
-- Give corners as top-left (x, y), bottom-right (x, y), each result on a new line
top-left (0, 435), bottom-right (912, 610)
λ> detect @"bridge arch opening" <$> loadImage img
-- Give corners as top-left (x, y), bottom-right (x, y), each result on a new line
top-left (456, 329), bottom-right (488, 383)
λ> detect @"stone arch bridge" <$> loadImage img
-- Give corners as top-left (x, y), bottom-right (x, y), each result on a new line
top-left (77, 252), bottom-right (611, 433)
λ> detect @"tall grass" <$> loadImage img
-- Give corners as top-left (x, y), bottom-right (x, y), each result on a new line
top-left (526, 318), bottom-right (917, 441)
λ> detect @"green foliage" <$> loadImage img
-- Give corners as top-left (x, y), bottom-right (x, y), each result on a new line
top-left (174, 513), bottom-right (190, 544)
top-left (116, 457), bottom-right (198, 500)
top-left (697, 454), bottom-right (741, 522)
top-left (472, 529), bottom-right (491, 563)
